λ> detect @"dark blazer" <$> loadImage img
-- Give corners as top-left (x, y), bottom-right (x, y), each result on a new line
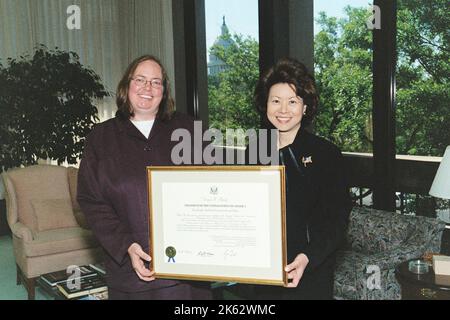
top-left (77, 112), bottom-right (200, 292)
top-left (246, 127), bottom-right (352, 299)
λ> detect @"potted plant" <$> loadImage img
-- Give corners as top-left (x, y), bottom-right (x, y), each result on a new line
top-left (0, 45), bottom-right (108, 172)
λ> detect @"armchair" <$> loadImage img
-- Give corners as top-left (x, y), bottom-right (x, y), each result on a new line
top-left (2, 164), bottom-right (103, 299)
top-left (333, 206), bottom-right (446, 300)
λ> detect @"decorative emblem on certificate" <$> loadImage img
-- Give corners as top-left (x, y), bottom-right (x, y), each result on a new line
top-left (209, 186), bottom-right (218, 195)
top-left (165, 246), bottom-right (176, 263)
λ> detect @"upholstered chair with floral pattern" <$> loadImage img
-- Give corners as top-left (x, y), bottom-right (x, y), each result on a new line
top-left (333, 206), bottom-right (446, 300)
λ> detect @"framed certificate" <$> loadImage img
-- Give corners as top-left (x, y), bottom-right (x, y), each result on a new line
top-left (146, 166), bottom-right (287, 286)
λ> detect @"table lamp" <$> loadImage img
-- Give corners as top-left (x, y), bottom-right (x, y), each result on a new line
top-left (430, 146), bottom-right (450, 273)
top-left (429, 146), bottom-right (450, 199)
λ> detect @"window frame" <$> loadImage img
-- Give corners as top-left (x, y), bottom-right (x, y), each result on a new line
top-left (175, 0), bottom-right (442, 213)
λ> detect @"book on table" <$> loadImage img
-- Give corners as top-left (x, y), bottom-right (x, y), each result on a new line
top-left (89, 262), bottom-right (106, 275)
top-left (78, 290), bottom-right (109, 300)
top-left (40, 265), bottom-right (99, 287)
top-left (57, 276), bottom-right (107, 299)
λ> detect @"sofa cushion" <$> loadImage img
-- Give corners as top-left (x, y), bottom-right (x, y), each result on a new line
top-left (347, 207), bottom-right (415, 254)
top-left (22, 227), bottom-right (98, 257)
top-left (31, 198), bottom-right (79, 231)
top-left (7, 165), bottom-right (71, 231)
top-left (334, 249), bottom-right (403, 300)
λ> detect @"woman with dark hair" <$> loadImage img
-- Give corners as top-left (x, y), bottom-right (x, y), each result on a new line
top-left (77, 55), bottom-right (211, 300)
top-left (248, 57), bottom-right (352, 299)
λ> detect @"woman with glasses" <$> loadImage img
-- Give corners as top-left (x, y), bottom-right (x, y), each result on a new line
top-left (77, 55), bottom-right (211, 300)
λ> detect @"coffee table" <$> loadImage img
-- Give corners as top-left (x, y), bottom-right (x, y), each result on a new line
top-left (37, 270), bottom-right (108, 300)
top-left (36, 277), bottom-right (66, 300)
top-left (395, 258), bottom-right (450, 300)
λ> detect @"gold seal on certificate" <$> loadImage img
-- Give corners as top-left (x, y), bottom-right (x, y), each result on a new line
top-left (165, 246), bottom-right (176, 263)
top-left (147, 166), bottom-right (287, 286)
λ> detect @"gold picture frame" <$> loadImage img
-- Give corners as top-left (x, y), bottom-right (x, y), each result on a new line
top-left (146, 166), bottom-right (287, 286)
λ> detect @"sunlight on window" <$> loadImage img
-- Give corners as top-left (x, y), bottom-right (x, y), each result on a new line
top-left (314, 0), bottom-right (374, 153)
top-left (205, 0), bottom-right (259, 146)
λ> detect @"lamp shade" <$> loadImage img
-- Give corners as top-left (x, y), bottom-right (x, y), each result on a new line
top-left (429, 146), bottom-right (450, 199)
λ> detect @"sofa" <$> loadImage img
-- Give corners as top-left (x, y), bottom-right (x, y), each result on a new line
top-left (333, 206), bottom-right (447, 300)
top-left (2, 164), bottom-right (103, 299)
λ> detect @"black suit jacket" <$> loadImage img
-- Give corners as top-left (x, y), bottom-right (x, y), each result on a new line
top-left (246, 127), bottom-right (352, 299)
top-left (77, 112), bottom-right (200, 292)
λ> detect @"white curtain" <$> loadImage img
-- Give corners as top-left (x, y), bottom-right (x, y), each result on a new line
top-left (0, 0), bottom-right (175, 123)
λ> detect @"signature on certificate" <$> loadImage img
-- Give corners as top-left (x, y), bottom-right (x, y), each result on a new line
top-left (224, 249), bottom-right (237, 259)
top-left (197, 251), bottom-right (214, 257)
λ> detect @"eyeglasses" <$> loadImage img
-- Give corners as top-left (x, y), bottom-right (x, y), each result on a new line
top-left (131, 76), bottom-right (163, 89)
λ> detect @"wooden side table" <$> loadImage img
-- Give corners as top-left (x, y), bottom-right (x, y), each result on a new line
top-left (395, 258), bottom-right (450, 300)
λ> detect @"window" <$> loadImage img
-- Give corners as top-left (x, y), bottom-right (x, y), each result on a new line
top-left (396, 0), bottom-right (449, 158)
top-left (205, 0), bottom-right (259, 146)
top-left (395, 0), bottom-right (450, 222)
top-left (314, 1), bottom-right (375, 208)
top-left (314, 0), bottom-right (374, 153)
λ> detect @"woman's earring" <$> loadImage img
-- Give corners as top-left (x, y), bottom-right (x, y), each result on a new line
top-left (303, 106), bottom-right (307, 115)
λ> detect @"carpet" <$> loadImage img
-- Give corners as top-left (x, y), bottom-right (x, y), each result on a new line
top-left (0, 235), bottom-right (51, 300)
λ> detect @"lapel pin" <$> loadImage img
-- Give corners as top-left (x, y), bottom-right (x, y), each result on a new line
top-left (301, 156), bottom-right (313, 167)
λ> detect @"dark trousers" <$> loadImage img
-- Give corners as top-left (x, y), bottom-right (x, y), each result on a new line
top-left (227, 259), bottom-right (336, 300)
top-left (108, 283), bottom-right (212, 300)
